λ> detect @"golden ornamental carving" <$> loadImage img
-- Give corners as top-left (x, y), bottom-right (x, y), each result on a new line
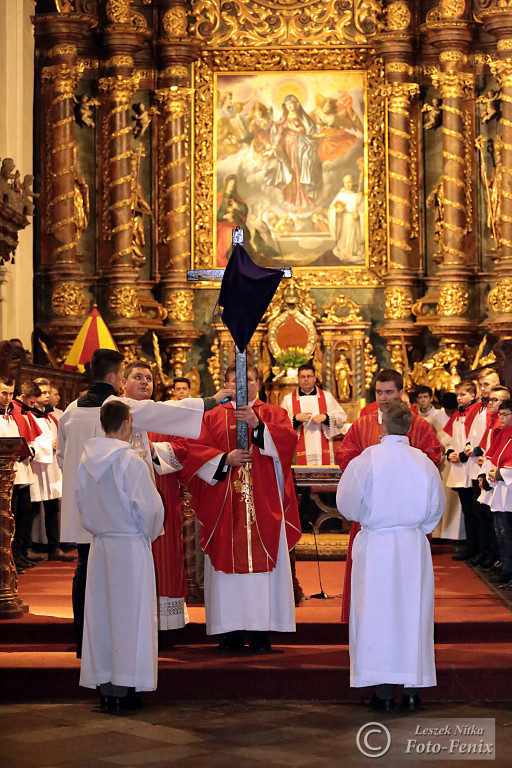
top-left (488, 279), bottom-right (512, 314)
top-left (498, 40), bottom-right (512, 52)
top-left (386, 62), bottom-right (414, 76)
top-left (437, 284), bottom-right (469, 316)
top-left (163, 7), bottom-right (188, 37)
top-left (161, 65), bottom-right (189, 79)
top-left (439, 0), bottom-right (466, 17)
top-left (49, 44), bottom-right (77, 58)
top-left (193, 47), bottom-right (387, 286)
top-left (155, 86), bottom-right (194, 116)
top-left (439, 51), bottom-right (467, 64)
top-left (106, 0), bottom-right (147, 28)
top-left (384, 287), bottom-right (413, 320)
top-left (383, 81), bottom-right (420, 109)
top-left (490, 59), bottom-right (512, 89)
top-left (385, 2), bottom-right (411, 30)
top-left (106, 55), bottom-right (134, 69)
top-left (42, 61), bottom-right (84, 96)
top-left (364, 341), bottom-right (378, 390)
top-left (51, 283), bottom-right (89, 317)
top-left (431, 70), bottom-right (473, 99)
top-left (207, 337), bottom-right (221, 390)
top-left (190, 0), bottom-right (385, 47)
top-left (323, 296), bottom-right (364, 323)
top-left (165, 290), bottom-right (194, 322)
top-left (98, 73), bottom-right (141, 102)
top-left (109, 286), bottom-right (141, 318)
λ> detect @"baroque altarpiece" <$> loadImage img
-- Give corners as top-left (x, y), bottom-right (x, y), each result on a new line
top-left (30, 0), bottom-right (512, 415)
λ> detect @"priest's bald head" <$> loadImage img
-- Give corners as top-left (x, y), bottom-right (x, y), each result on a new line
top-left (374, 369), bottom-right (404, 410)
top-left (381, 401), bottom-right (412, 437)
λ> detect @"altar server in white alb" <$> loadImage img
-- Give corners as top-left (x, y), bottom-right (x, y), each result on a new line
top-left (281, 363), bottom-right (347, 465)
top-left (77, 400), bottom-right (164, 712)
top-left (336, 400), bottom-right (445, 712)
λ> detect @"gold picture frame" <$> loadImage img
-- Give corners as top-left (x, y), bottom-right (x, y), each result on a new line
top-left (192, 47), bottom-right (386, 287)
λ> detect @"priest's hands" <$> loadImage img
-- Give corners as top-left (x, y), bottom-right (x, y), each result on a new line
top-left (295, 412), bottom-right (312, 423)
top-left (213, 387), bottom-right (236, 405)
top-left (235, 405), bottom-right (259, 428)
top-left (227, 448), bottom-right (253, 466)
top-left (311, 413), bottom-right (327, 424)
top-left (489, 466), bottom-right (497, 482)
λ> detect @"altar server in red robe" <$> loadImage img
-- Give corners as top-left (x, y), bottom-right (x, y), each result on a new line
top-left (181, 364), bottom-right (301, 654)
top-left (335, 369), bottom-right (441, 623)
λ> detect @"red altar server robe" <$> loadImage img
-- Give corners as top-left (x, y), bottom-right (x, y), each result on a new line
top-left (148, 433), bottom-right (188, 619)
top-left (181, 400), bottom-right (301, 574)
top-left (336, 405), bottom-right (442, 622)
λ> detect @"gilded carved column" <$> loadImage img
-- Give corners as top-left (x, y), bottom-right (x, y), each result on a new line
top-left (374, 3), bottom-right (420, 372)
top-left (481, 9), bottom-right (512, 337)
top-left (155, 1), bottom-right (201, 374)
top-left (424, 9), bottom-right (475, 351)
top-left (99, 4), bottom-right (150, 359)
top-left (36, 13), bottom-right (96, 359)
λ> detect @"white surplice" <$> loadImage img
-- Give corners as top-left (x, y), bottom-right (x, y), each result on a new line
top-left (0, 413), bottom-right (34, 486)
top-left (77, 437), bottom-right (164, 692)
top-left (419, 405), bottom-right (464, 540)
top-left (57, 395), bottom-right (204, 543)
top-left (31, 413), bottom-right (62, 502)
top-left (281, 389), bottom-right (347, 464)
top-left (197, 403), bottom-right (295, 635)
top-left (336, 435), bottom-right (445, 688)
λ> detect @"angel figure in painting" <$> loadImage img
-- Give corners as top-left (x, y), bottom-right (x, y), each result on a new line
top-left (310, 94), bottom-right (361, 163)
top-left (132, 103), bottom-right (159, 139)
top-left (422, 98), bottom-right (442, 131)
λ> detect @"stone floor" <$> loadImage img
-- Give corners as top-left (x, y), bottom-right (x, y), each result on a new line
top-left (1, 699), bottom-right (511, 768)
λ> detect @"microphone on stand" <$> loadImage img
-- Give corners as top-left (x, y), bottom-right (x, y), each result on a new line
top-left (308, 522), bottom-right (332, 600)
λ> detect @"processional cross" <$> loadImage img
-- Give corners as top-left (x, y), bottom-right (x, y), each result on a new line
top-left (187, 227), bottom-right (292, 449)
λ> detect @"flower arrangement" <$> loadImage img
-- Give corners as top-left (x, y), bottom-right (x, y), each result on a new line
top-left (276, 346), bottom-right (310, 368)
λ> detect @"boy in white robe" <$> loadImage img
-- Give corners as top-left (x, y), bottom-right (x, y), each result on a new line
top-left (336, 401), bottom-right (445, 712)
top-left (76, 399), bottom-right (164, 712)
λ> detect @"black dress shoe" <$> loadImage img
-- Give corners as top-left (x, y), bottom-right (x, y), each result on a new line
top-left (467, 554), bottom-right (485, 567)
top-left (25, 549), bottom-right (45, 562)
top-left (489, 568), bottom-right (512, 584)
top-left (14, 562), bottom-right (26, 574)
top-left (482, 560), bottom-right (502, 573)
top-left (452, 551), bottom-right (473, 561)
top-left (248, 631), bottom-right (272, 654)
top-left (17, 555), bottom-right (36, 568)
top-left (48, 548), bottom-right (77, 562)
top-left (218, 631), bottom-right (246, 652)
top-left (499, 580), bottom-right (512, 591)
top-left (479, 555), bottom-right (497, 570)
top-left (369, 694), bottom-right (395, 712)
top-left (402, 693), bottom-right (421, 711)
top-left (100, 694), bottom-right (144, 714)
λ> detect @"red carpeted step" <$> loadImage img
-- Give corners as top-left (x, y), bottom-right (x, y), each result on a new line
top-left (1, 643), bottom-right (512, 703)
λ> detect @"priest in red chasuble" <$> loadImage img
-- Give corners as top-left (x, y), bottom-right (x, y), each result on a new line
top-left (336, 369), bottom-right (442, 623)
top-left (181, 364), bottom-right (301, 654)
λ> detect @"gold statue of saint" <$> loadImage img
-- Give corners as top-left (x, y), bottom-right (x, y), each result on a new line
top-left (130, 155), bottom-right (152, 264)
top-left (335, 352), bottom-right (352, 400)
top-left (73, 166), bottom-right (89, 238)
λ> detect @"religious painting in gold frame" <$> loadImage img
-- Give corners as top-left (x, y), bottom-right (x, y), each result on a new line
top-left (193, 48), bottom-right (386, 287)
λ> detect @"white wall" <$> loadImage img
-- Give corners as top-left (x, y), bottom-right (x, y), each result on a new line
top-left (0, 0), bottom-right (35, 349)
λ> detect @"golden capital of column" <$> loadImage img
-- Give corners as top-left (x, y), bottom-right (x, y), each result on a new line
top-left (48, 43), bottom-right (77, 59)
top-left (98, 72), bottom-right (141, 103)
top-left (42, 61), bottom-right (84, 96)
top-left (154, 85), bottom-right (194, 115)
top-left (490, 58), bottom-right (512, 88)
top-left (382, 81), bottom-right (419, 108)
top-left (431, 69), bottom-right (473, 99)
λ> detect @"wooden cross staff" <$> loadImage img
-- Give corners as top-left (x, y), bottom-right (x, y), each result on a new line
top-left (187, 227), bottom-right (292, 449)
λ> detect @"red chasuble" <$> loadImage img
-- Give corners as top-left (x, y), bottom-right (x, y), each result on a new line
top-left (336, 407), bottom-right (442, 623)
top-left (148, 434), bottom-right (188, 602)
top-left (181, 400), bottom-right (301, 575)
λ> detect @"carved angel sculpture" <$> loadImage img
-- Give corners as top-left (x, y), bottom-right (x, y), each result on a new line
top-left (422, 98), bottom-right (442, 131)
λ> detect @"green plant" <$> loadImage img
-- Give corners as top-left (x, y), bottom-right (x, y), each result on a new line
top-left (276, 346), bottom-right (309, 368)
